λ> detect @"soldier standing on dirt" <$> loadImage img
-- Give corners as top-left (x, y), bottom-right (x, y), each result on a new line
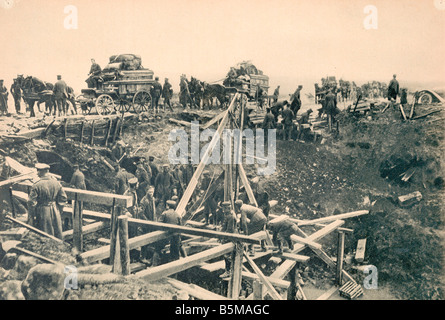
top-left (219, 201), bottom-right (239, 278)
top-left (281, 103), bottom-right (295, 141)
top-left (273, 86), bottom-right (280, 103)
top-left (162, 78), bottom-right (173, 111)
top-left (27, 163), bottom-right (67, 239)
top-left (234, 200), bottom-right (267, 256)
top-left (325, 88), bottom-right (338, 131)
top-left (155, 164), bottom-right (176, 207)
top-left (151, 77), bottom-right (163, 113)
top-left (53, 75), bottom-right (68, 117)
top-left (0, 80), bottom-right (8, 116)
top-left (262, 107), bottom-right (276, 140)
top-left (156, 200), bottom-right (182, 262)
top-left (179, 75), bottom-right (190, 108)
top-left (10, 78), bottom-right (22, 114)
top-left (388, 74), bottom-right (399, 103)
top-left (290, 85), bottom-right (303, 117)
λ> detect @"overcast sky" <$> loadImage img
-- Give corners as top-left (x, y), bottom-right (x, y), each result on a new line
top-left (1, 0), bottom-right (444, 95)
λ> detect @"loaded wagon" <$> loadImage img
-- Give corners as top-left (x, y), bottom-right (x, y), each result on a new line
top-left (77, 54), bottom-right (156, 116)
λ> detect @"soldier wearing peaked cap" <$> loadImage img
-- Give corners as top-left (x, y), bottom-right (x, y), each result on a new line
top-left (27, 163), bottom-right (67, 239)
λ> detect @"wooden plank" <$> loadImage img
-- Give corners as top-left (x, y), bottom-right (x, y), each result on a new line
top-left (296, 210), bottom-right (368, 226)
top-left (168, 118), bottom-right (192, 127)
top-left (336, 231), bottom-right (345, 285)
top-left (316, 286), bottom-right (338, 300)
top-left (166, 278), bottom-right (229, 300)
top-left (118, 216), bottom-right (130, 276)
top-left (243, 252), bottom-right (283, 300)
top-left (274, 253), bottom-right (310, 263)
top-left (228, 242), bottom-right (243, 299)
top-left (177, 93), bottom-right (238, 219)
top-left (80, 230), bottom-right (170, 263)
top-left (14, 182), bottom-right (132, 207)
top-left (201, 110), bottom-right (226, 130)
top-left (241, 271), bottom-right (290, 289)
top-left (136, 242), bottom-right (234, 282)
top-left (62, 221), bottom-right (109, 240)
top-left (6, 215), bottom-right (64, 244)
top-left (237, 164), bottom-right (258, 207)
top-left (290, 234), bottom-right (322, 250)
top-left (398, 191), bottom-right (422, 207)
top-left (355, 238), bottom-right (367, 263)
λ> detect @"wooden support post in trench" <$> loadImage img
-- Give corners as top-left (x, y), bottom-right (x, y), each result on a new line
top-left (118, 215), bottom-right (130, 276)
top-left (228, 241), bottom-right (244, 299)
top-left (109, 198), bottom-right (118, 265)
top-left (73, 193), bottom-right (83, 252)
top-left (112, 117), bottom-right (120, 144)
top-left (104, 118), bottom-right (112, 147)
top-left (336, 231), bottom-right (345, 286)
top-left (90, 120), bottom-right (95, 145)
top-left (80, 120), bottom-right (85, 144)
top-left (8, 187), bottom-right (16, 218)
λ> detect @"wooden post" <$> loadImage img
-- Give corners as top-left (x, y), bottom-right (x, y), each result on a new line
top-left (119, 115), bottom-right (124, 137)
top-left (72, 193), bottom-right (83, 252)
top-left (399, 105), bottom-right (407, 120)
top-left (104, 118), bottom-right (112, 147)
top-left (228, 242), bottom-right (243, 299)
top-left (409, 95), bottom-right (416, 119)
top-left (8, 187), bottom-right (16, 218)
top-left (112, 117), bottom-right (120, 144)
top-left (80, 120), bottom-right (85, 144)
top-left (336, 231), bottom-right (345, 285)
top-left (90, 120), bottom-right (95, 145)
top-left (287, 264), bottom-right (297, 300)
top-left (109, 199), bottom-right (118, 265)
top-left (63, 118), bottom-right (68, 139)
top-left (253, 279), bottom-right (263, 300)
top-left (118, 215), bottom-right (130, 276)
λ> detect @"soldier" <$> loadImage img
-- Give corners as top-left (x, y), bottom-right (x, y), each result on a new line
top-left (162, 78), bottom-right (173, 111)
top-left (88, 59), bottom-right (102, 89)
top-left (27, 163), bottom-right (67, 239)
top-left (179, 75), bottom-right (190, 108)
top-left (273, 86), bottom-right (280, 103)
top-left (110, 138), bottom-right (127, 163)
top-left (201, 171), bottom-right (218, 225)
top-left (297, 109), bottom-right (313, 140)
top-left (400, 88), bottom-right (408, 106)
top-left (10, 78), bottom-right (22, 114)
top-left (281, 103), bottom-right (295, 141)
top-left (53, 75), bottom-right (68, 116)
top-left (268, 217), bottom-right (302, 253)
top-left (151, 76), bottom-right (163, 113)
top-left (234, 199), bottom-right (267, 256)
top-left (172, 165), bottom-right (185, 200)
top-left (262, 107), bottom-right (276, 140)
top-left (388, 74), bottom-right (399, 102)
top-left (290, 85), bottom-right (303, 117)
top-left (271, 100), bottom-right (288, 123)
top-left (135, 159), bottom-right (151, 203)
top-left (0, 80), bottom-right (8, 116)
top-left (70, 164), bottom-right (86, 190)
top-left (148, 156), bottom-right (159, 185)
top-left (155, 164), bottom-right (176, 207)
top-left (157, 200), bottom-right (182, 262)
top-left (140, 185), bottom-right (157, 222)
top-left (114, 166), bottom-right (129, 195)
top-left (325, 88), bottom-right (338, 130)
top-left (219, 201), bottom-right (239, 278)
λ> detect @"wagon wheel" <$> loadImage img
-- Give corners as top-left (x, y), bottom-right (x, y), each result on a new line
top-left (95, 94), bottom-right (115, 115)
top-left (418, 92), bottom-right (433, 105)
top-left (76, 94), bottom-right (94, 115)
top-left (132, 90), bottom-right (152, 114)
top-left (116, 98), bottom-right (131, 113)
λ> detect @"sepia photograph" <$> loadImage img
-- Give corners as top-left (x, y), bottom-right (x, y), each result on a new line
top-left (0, 0), bottom-right (444, 305)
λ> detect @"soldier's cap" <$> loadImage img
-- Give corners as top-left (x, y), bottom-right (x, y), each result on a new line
top-left (35, 163), bottom-right (50, 170)
top-left (165, 78), bottom-right (169, 81)
top-left (128, 177), bottom-right (138, 185)
top-left (307, 109), bottom-right (313, 113)
top-left (147, 185), bottom-right (155, 191)
top-left (149, 156), bottom-right (155, 161)
top-left (166, 200), bottom-right (176, 206)
top-left (235, 200), bottom-right (243, 206)
top-left (171, 195), bottom-right (179, 201)
top-left (155, 76), bottom-right (159, 80)
top-left (221, 201), bottom-right (231, 207)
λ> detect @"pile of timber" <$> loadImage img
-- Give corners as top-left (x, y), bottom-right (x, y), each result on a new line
top-left (339, 281), bottom-right (363, 300)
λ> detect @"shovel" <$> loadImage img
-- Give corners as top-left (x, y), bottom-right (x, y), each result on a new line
top-left (1, 240), bottom-right (57, 264)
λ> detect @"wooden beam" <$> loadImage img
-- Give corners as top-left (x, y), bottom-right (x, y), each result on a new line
top-left (290, 234), bottom-right (322, 250)
top-left (355, 239), bottom-right (367, 263)
top-left (243, 252), bottom-right (283, 300)
top-left (201, 110), bottom-right (226, 130)
top-left (237, 164), bottom-right (258, 207)
top-left (72, 198), bottom-right (83, 252)
top-left (274, 252), bottom-right (310, 263)
top-left (241, 271), bottom-right (290, 289)
top-left (14, 182), bottom-right (132, 207)
top-left (136, 242), bottom-right (234, 282)
top-left (118, 215), bottom-right (130, 276)
top-left (296, 210), bottom-right (368, 226)
top-left (80, 231), bottom-right (170, 263)
top-left (62, 221), bottom-right (109, 240)
top-left (228, 242), bottom-right (243, 299)
top-left (166, 278), bottom-right (229, 300)
top-left (6, 215), bottom-right (64, 244)
top-left (177, 93), bottom-right (238, 219)
top-left (336, 231), bottom-right (345, 285)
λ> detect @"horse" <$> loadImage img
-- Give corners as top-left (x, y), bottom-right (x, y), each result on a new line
top-left (21, 76), bottom-right (54, 117)
top-left (202, 83), bottom-right (228, 109)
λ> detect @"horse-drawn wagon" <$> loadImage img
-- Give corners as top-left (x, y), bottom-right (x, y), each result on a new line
top-left (77, 54), bottom-right (156, 115)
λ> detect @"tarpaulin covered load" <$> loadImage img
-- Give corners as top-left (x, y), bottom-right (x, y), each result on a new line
top-left (108, 54), bottom-right (142, 70)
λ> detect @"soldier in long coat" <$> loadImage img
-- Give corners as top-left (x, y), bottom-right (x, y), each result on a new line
top-left (27, 163), bottom-right (67, 239)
